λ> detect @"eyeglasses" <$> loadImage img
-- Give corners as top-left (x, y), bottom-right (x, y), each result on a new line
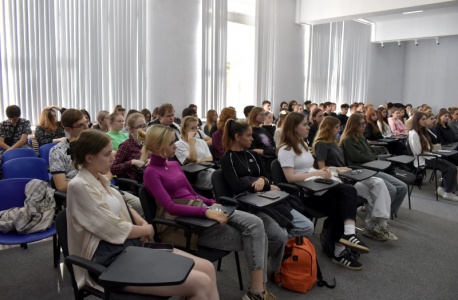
top-left (71, 122), bottom-right (89, 129)
top-left (131, 125), bottom-right (147, 130)
top-left (359, 122), bottom-right (367, 127)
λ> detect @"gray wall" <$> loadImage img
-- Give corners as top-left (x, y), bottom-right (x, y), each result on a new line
top-left (272, 0), bottom-right (307, 110)
top-left (146, 0), bottom-right (202, 114)
top-left (366, 42), bottom-right (405, 107)
top-left (403, 36), bottom-right (458, 112)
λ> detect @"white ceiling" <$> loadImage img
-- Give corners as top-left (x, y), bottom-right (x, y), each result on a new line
top-left (365, 5), bottom-right (458, 22)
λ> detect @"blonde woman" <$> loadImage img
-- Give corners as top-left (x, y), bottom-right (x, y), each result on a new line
top-left (142, 124), bottom-right (274, 300)
top-left (66, 130), bottom-right (218, 300)
top-left (204, 110), bottom-right (218, 137)
top-left (107, 113), bottom-right (129, 151)
top-left (274, 110), bottom-right (288, 147)
top-left (175, 116), bottom-right (214, 190)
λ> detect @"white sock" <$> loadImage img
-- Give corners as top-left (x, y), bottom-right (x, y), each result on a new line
top-left (334, 245), bottom-right (345, 257)
top-left (344, 224), bottom-right (355, 235)
top-left (378, 218), bottom-right (388, 228)
top-left (366, 219), bottom-right (376, 229)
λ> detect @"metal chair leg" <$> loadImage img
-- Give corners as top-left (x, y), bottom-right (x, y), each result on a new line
top-left (53, 234), bottom-right (59, 268)
top-left (434, 170), bottom-right (439, 201)
top-left (234, 252), bottom-right (243, 290)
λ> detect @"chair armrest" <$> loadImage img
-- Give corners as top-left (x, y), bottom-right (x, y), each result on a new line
top-left (277, 183), bottom-right (302, 196)
top-left (152, 218), bottom-right (190, 232)
top-left (217, 196), bottom-right (239, 207)
top-left (65, 255), bottom-right (106, 276)
top-left (54, 191), bottom-right (67, 208)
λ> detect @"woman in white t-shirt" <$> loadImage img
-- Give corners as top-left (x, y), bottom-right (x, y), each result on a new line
top-left (277, 112), bottom-right (369, 271)
top-left (175, 116), bottom-right (214, 190)
top-left (376, 107), bottom-right (392, 137)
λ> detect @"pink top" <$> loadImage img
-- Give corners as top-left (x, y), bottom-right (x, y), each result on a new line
top-left (388, 117), bottom-right (408, 135)
top-left (143, 154), bottom-right (215, 217)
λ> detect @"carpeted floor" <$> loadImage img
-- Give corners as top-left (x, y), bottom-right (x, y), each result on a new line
top-left (1, 172), bottom-right (458, 300)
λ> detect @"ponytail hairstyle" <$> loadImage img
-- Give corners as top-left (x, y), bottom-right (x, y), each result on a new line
top-left (222, 119), bottom-right (250, 151)
top-left (141, 124), bottom-right (175, 160)
top-left (278, 112), bottom-right (308, 155)
top-left (69, 130), bottom-right (111, 170)
top-left (366, 109), bottom-right (381, 135)
top-left (312, 116), bottom-right (340, 151)
top-left (340, 113), bottom-right (365, 145)
top-left (411, 112), bottom-right (432, 152)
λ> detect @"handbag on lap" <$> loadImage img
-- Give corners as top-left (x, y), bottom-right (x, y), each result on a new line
top-left (155, 198), bottom-right (203, 251)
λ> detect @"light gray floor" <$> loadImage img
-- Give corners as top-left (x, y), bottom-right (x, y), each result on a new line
top-left (1, 170), bottom-right (458, 300)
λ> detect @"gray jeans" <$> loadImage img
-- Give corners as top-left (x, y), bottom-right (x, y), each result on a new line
top-left (197, 210), bottom-right (268, 282)
top-left (256, 209), bottom-right (314, 273)
top-left (374, 172), bottom-right (408, 214)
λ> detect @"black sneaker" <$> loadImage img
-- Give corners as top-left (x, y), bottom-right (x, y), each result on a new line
top-left (339, 234), bottom-right (370, 253)
top-left (332, 250), bottom-right (363, 270)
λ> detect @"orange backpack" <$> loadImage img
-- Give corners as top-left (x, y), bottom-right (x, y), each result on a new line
top-left (274, 236), bottom-right (335, 293)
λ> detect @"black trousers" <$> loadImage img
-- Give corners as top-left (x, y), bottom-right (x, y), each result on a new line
top-left (304, 184), bottom-right (358, 243)
top-left (426, 159), bottom-right (457, 193)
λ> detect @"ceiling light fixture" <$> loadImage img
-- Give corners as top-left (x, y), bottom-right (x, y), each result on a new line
top-left (403, 10), bottom-right (424, 14)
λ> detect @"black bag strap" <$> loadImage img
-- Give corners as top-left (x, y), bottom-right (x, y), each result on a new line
top-left (316, 259), bottom-right (336, 289)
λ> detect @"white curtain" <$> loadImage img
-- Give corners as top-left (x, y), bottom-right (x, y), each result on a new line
top-left (201, 0), bottom-right (227, 115)
top-left (254, 0), bottom-right (276, 107)
top-left (0, 0), bottom-right (147, 124)
top-left (307, 20), bottom-right (371, 106)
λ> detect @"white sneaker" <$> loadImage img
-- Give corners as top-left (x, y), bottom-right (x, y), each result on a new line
top-left (442, 192), bottom-right (458, 201)
top-left (437, 187), bottom-right (446, 197)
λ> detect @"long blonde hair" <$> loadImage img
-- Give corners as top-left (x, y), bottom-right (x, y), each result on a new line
top-left (141, 125), bottom-right (175, 160)
top-left (206, 110), bottom-right (217, 129)
top-left (248, 107), bottom-right (264, 127)
top-left (180, 116), bottom-right (198, 137)
top-left (312, 116), bottom-right (340, 152)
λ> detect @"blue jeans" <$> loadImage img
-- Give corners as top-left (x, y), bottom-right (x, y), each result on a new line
top-left (197, 210), bottom-right (268, 282)
top-left (374, 172), bottom-right (408, 214)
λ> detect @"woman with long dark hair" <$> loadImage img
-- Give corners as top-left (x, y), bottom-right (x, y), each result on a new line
top-left (433, 110), bottom-right (458, 146)
top-left (376, 107), bottom-right (392, 137)
top-left (409, 112), bottom-right (458, 201)
top-left (307, 108), bottom-right (324, 145)
top-left (340, 114), bottom-right (408, 215)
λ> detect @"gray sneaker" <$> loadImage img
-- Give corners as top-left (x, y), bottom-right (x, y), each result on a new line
top-left (373, 224), bottom-right (399, 241)
top-left (362, 228), bottom-right (387, 241)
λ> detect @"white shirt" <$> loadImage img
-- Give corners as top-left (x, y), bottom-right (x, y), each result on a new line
top-left (105, 193), bottom-right (121, 217)
top-left (377, 120), bottom-right (393, 137)
top-left (278, 143), bottom-right (315, 174)
top-left (408, 130), bottom-right (436, 167)
top-left (175, 138), bottom-right (212, 165)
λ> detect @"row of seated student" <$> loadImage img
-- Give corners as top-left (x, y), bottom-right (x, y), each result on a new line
top-left (2, 101), bottom-right (457, 299)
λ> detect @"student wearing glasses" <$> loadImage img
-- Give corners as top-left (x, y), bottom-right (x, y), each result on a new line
top-left (50, 109), bottom-right (89, 193)
top-left (340, 114), bottom-right (408, 216)
top-left (111, 113), bottom-right (149, 183)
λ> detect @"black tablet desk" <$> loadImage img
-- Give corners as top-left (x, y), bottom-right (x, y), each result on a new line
top-left (99, 246), bottom-right (194, 300)
top-left (433, 150), bottom-right (458, 157)
top-left (339, 169), bottom-right (377, 182)
top-left (237, 191), bottom-right (289, 208)
top-left (294, 180), bottom-right (340, 193)
top-left (386, 155), bottom-right (415, 164)
top-left (361, 160), bottom-right (391, 171)
top-left (181, 164), bottom-right (210, 174)
top-left (175, 206), bottom-right (236, 229)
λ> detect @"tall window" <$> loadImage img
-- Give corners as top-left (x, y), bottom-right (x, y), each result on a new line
top-left (226, 0), bottom-right (256, 117)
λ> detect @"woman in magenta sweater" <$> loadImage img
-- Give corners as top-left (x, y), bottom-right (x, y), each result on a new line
top-left (142, 124), bottom-right (275, 300)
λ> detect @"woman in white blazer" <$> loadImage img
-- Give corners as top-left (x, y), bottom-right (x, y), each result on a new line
top-left (66, 129), bottom-right (219, 300)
